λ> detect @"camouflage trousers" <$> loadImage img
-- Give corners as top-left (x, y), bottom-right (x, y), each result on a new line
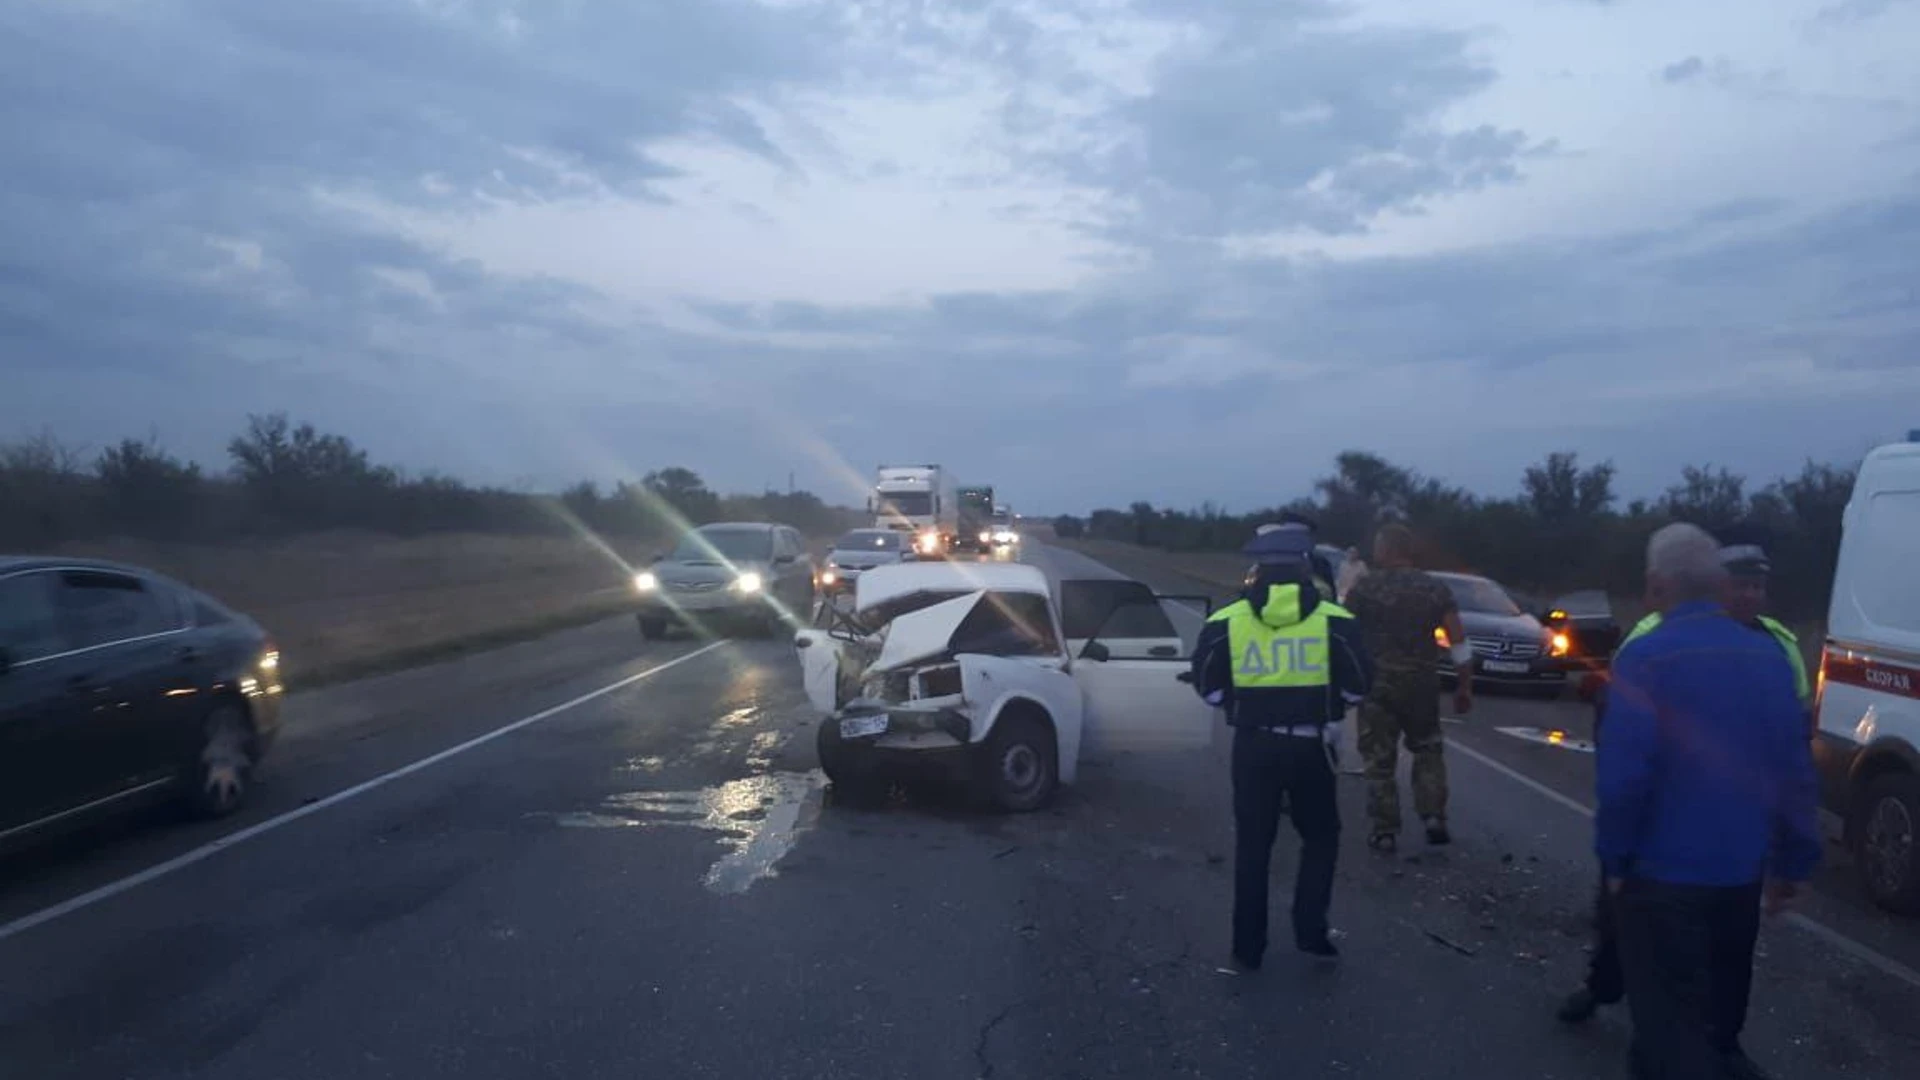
top-left (1358, 664), bottom-right (1448, 835)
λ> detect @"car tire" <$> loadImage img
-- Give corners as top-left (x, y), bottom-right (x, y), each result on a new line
top-left (639, 616), bottom-right (669, 640)
top-left (182, 701), bottom-right (255, 819)
top-left (978, 713), bottom-right (1058, 813)
top-left (817, 718), bottom-right (886, 802)
top-left (1856, 772), bottom-right (1920, 916)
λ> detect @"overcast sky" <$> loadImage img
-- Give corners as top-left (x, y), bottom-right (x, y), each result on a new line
top-left (3, 0), bottom-right (1917, 514)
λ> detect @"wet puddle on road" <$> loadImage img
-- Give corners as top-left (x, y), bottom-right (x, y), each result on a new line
top-left (537, 771), bottom-right (826, 894)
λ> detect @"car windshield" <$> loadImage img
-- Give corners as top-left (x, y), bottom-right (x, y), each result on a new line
top-left (1550, 590), bottom-right (1612, 617)
top-left (1441, 575), bottom-right (1522, 616)
top-left (668, 527), bottom-right (771, 563)
top-left (834, 530), bottom-right (903, 551)
top-left (877, 492), bottom-right (932, 517)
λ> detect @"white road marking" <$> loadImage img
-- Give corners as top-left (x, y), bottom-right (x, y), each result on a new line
top-left (1447, 738), bottom-right (1920, 992)
top-left (0, 640), bottom-right (728, 945)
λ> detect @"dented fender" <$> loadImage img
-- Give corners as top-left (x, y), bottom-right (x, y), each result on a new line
top-left (958, 654), bottom-right (1085, 786)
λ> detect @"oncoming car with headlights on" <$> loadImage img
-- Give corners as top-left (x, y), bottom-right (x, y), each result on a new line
top-left (819, 528), bottom-right (916, 596)
top-left (794, 561), bottom-right (1214, 811)
top-left (632, 523), bottom-right (816, 640)
top-left (1430, 571), bottom-right (1572, 697)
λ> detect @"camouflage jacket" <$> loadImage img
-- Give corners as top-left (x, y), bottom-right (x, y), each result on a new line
top-left (1343, 568), bottom-right (1457, 671)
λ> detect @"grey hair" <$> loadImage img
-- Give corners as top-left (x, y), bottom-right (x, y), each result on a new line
top-left (1646, 523), bottom-right (1726, 601)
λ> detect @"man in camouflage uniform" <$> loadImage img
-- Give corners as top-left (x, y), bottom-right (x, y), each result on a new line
top-left (1343, 523), bottom-right (1473, 851)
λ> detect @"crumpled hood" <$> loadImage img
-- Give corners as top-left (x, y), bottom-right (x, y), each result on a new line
top-left (1239, 580), bottom-right (1321, 628)
top-left (871, 591), bottom-right (986, 671)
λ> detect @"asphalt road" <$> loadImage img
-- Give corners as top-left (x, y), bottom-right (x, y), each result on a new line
top-left (0, 544), bottom-right (1914, 1078)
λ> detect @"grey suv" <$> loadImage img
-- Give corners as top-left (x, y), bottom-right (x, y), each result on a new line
top-left (633, 523), bottom-right (816, 639)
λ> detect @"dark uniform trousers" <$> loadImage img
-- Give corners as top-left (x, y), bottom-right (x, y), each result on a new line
top-left (1616, 879), bottom-right (1763, 1079)
top-left (1231, 727), bottom-right (1339, 960)
top-left (1584, 687), bottom-right (1626, 1004)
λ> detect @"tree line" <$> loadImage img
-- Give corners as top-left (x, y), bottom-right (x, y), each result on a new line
top-left (0, 414), bottom-right (866, 549)
top-left (1052, 450), bottom-right (1856, 620)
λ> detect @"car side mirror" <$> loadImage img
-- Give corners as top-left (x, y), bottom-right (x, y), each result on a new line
top-left (1080, 640), bottom-right (1111, 663)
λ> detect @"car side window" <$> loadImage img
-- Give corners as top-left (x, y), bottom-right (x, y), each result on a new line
top-left (0, 571), bottom-right (71, 663)
top-left (779, 530), bottom-right (802, 559)
top-left (57, 570), bottom-right (181, 650)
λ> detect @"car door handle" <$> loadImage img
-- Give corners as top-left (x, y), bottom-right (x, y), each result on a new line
top-left (1149, 645), bottom-right (1179, 658)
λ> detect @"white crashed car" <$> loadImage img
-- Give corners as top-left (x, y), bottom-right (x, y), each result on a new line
top-left (794, 561), bottom-right (1216, 811)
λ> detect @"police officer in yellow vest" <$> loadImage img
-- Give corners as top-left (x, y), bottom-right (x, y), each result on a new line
top-left (1193, 525), bottom-right (1372, 970)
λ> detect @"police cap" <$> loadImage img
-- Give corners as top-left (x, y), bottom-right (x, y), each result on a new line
top-left (1716, 522), bottom-right (1772, 577)
top-left (1243, 523), bottom-right (1313, 565)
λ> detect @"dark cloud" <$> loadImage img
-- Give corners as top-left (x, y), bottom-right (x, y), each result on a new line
top-left (1662, 56), bottom-right (1708, 83)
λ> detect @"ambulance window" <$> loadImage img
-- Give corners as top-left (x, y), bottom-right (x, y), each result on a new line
top-left (1855, 490), bottom-right (1920, 636)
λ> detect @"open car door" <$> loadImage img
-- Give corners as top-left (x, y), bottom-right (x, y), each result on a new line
top-left (1071, 597), bottom-right (1217, 753)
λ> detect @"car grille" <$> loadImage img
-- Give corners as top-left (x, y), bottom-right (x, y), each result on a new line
top-left (1468, 636), bottom-right (1540, 659)
top-left (669, 581), bottom-right (722, 593)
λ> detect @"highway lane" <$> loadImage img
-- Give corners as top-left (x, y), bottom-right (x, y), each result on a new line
top-left (0, 550), bottom-right (1911, 1077)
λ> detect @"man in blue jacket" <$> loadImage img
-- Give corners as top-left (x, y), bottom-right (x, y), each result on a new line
top-left (1193, 525), bottom-right (1371, 970)
top-left (1597, 524), bottom-right (1820, 1080)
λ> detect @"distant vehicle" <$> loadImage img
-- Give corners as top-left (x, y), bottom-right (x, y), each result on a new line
top-left (633, 523), bottom-right (816, 639)
top-left (0, 557), bottom-right (285, 849)
top-left (988, 505), bottom-right (1020, 547)
top-left (794, 561), bottom-right (1210, 811)
top-left (871, 465), bottom-right (958, 558)
top-left (820, 528), bottom-right (916, 595)
top-left (1812, 432), bottom-right (1920, 915)
top-left (1430, 571), bottom-right (1571, 696)
top-left (956, 486), bottom-right (995, 553)
top-left (1539, 589), bottom-right (1622, 693)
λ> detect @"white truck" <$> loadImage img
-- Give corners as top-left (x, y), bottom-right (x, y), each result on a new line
top-left (871, 464), bottom-right (958, 558)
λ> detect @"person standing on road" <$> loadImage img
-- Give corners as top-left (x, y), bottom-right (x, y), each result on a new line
top-left (1597, 524), bottom-right (1819, 1080)
top-left (1249, 513), bottom-right (1339, 600)
top-left (1560, 524), bottom-right (1809, 1026)
top-left (1342, 523), bottom-right (1473, 852)
top-left (1192, 525), bottom-right (1371, 970)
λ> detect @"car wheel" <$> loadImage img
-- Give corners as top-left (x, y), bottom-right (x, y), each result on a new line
top-left (817, 718), bottom-right (886, 802)
top-left (183, 702), bottom-right (255, 819)
top-left (1857, 772), bottom-right (1920, 915)
top-left (978, 713), bottom-right (1058, 813)
top-left (639, 616), bottom-right (669, 640)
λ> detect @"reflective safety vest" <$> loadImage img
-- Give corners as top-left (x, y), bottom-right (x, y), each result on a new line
top-left (1208, 589), bottom-right (1352, 726)
top-left (1616, 611), bottom-right (1810, 705)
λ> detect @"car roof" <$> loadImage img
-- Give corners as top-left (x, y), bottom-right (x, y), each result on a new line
top-left (0, 555), bottom-right (162, 576)
top-left (855, 561), bottom-right (1051, 609)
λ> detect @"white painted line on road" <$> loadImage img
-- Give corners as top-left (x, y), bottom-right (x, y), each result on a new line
top-left (1447, 739), bottom-right (1920, 993)
top-left (0, 640), bottom-right (729, 945)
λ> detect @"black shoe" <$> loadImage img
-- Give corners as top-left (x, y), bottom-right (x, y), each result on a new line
top-left (1556, 989), bottom-right (1599, 1024)
top-left (1423, 817), bottom-right (1452, 845)
top-left (1297, 936), bottom-right (1341, 961)
top-left (1368, 832), bottom-right (1397, 854)
top-left (1229, 950), bottom-right (1263, 973)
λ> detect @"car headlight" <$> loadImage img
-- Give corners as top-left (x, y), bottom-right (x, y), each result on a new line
top-left (821, 569), bottom-right (837, 585)
top-left (1549, 631), bottom-right (1571, 657)
top-left (917, 532), bottom-right (939, 552)
top-left (734, 571), bottom-right (763, 594)
top-left (634, 571), bottom-right (657, 592)
top-left (1434, 626), bottom-right (1449, 648)
top-left (979, 530), bottom-right (992, 543)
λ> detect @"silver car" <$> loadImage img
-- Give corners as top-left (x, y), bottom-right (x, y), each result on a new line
top-left (820, 528), bottom-right (915, 595)
top-left (633, 522), bottom-right (816, 639)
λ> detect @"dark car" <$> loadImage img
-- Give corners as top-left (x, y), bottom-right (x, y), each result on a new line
top-left (0, 557), bottom-right (284, 849)
top-left (1431, 571), bottom-right (1571, 697)
top-left (632, 522), bottom-right (817, 639)
top-left (1541, 589), bottom-right (1620, 678)
top-left (820, 529), bottom-right (915, 595)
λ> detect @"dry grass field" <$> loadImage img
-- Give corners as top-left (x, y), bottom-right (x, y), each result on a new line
top-left (45, 530), bottom-right (852, 687)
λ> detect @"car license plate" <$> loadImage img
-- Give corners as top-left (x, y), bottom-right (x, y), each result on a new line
top-left (1482, 659), bottom-right (1529, 674)
top-left (840, 714), bottom-right (888, 739)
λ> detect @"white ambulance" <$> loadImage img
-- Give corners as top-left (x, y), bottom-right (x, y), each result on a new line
top-left (1814, 432), bottom-right (1920, 915)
